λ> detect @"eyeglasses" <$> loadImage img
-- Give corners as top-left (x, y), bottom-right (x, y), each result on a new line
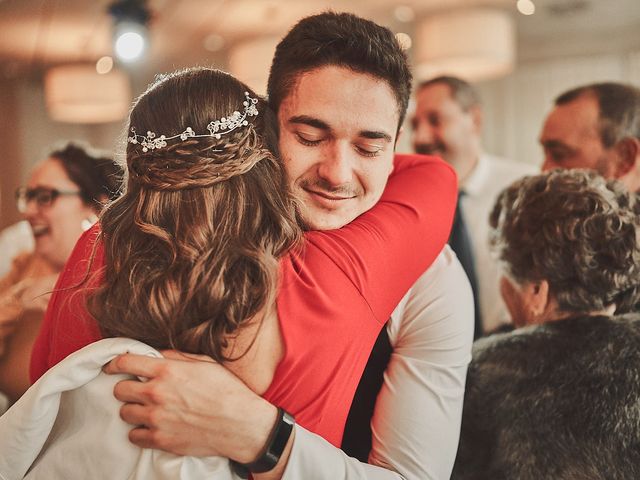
top-left (15, 186), bottom-right (81, 213)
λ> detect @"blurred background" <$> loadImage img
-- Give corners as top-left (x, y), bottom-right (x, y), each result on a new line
top-left (0, 0), bottom-right (639, 229)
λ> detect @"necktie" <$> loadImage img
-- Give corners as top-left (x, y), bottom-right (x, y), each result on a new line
top-left (449, 191), bottom-right (482, 338)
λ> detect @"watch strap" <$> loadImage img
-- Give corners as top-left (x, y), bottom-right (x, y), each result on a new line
top-left (231, 407), bottom-right (295, 476)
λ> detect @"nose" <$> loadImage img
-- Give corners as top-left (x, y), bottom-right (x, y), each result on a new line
top-left (317, 143), bottom-right (354, 187)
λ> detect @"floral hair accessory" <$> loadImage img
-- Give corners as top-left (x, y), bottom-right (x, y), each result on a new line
top-left (128, 92), bottom-right (259, 152)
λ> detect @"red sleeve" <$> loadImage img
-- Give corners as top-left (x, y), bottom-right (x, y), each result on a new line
top-left (30, 225), bottom-right (104, 383)
top-left (303, 153), bottom-right (457, 323)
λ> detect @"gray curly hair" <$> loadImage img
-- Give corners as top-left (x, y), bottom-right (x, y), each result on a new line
top-left (489, 169), bottom-right (640, 314)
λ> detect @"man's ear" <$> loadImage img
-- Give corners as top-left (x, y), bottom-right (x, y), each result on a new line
top-left (524, 279), bottom-right (551, 321)
top-left (612, 137), bottom-right (640, 178)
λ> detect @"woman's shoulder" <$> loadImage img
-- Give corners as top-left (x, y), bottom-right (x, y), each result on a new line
top-left (470, 313), bottom-right (640, 378)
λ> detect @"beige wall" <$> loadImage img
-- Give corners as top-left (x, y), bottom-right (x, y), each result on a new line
top-left (0, 79), bottom-right (24, 230)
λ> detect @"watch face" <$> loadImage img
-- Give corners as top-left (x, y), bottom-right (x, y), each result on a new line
top-left (283, 410), bottom-right (296, 426)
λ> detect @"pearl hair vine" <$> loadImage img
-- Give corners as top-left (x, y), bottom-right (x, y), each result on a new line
top-left (128, 92), bottom-right (259, 152)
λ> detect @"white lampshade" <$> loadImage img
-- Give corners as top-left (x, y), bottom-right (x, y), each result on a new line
top-left (414, 9), bottom-right (515, 82)
top-left (228, 36), bottom-right (280, 95)
top-left (45, 65), bottom-right (131, 123)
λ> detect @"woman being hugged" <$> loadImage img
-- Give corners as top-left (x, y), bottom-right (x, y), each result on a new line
top-left (92, 72), bottom-right (299, 364)
top-left (3, 67), bottom-right (456, 479)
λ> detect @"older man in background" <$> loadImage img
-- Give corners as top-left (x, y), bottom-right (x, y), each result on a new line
top-left (411, 76), bottom-right (535, 336)
top-left (540, 81), bottom-right (640, 194)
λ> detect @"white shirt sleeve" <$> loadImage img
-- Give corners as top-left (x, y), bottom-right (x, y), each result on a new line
top-left (282, 247), bottom-right (474, 479)
top-left (0, 220), bottom-right (34, 277)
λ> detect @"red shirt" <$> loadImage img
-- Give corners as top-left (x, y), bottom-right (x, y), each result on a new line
top-left (31, 154), bottom-right (456, 446)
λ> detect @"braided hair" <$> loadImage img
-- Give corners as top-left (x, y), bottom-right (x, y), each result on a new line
top-left (88, 68), bottom-right (302, 361)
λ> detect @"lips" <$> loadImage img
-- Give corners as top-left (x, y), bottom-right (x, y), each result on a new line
top-left (305, 188), bottom-right (354, 202)
top-left (30, 224), bottom-right (50, 238)
top-left (303, 188), bottom-right (357, 210)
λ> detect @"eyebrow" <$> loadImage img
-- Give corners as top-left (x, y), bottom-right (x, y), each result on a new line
top-left (540, 139), bottom-right (573, 150)
top-left (288, 115), bottom-right (331, 131)
top-left (288, 115), bottom-right (393, 143)
top-left (359, 130), bottom-right (393, 143)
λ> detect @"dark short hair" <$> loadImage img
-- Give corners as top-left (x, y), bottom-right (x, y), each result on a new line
top-left (417, 75), bottom-right (481, 112)
top-left (49, 142), bottom-right (122, 211)
top-left (489, 169), bottom-right (640, 314)
top-left (555, 82), bottom-right (640, 148)
top-left (267, 11), bottom-right (412, 131)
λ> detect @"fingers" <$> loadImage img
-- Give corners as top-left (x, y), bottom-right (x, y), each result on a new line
top-left (128, 426), bottom-right (174, 452)
top-left (122, 407), bottom-right (176, 453)
top-left (113, 378), bottom-right (150, 404)
top-left (128, 427), bottom-right (157, 450)
top-left (103, 353), bottom-right (164, 377)
top-left (120, 402), bottom-right (153, 427)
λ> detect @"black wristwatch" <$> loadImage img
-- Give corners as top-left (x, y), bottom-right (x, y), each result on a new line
top-left (231, 407), bottom-right (295, 477)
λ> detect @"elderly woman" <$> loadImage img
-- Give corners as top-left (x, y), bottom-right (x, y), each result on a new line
top-left (452, 169), bottom-right (640, 480)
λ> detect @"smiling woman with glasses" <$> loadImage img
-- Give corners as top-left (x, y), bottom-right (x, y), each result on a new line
top-left (0, 142), bottom-right (122, 403)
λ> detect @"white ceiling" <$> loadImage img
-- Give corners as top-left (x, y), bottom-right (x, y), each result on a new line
top-left (0, 0), bottom-right (638, 80)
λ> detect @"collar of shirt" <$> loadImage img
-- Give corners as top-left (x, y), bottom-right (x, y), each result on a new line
top-left (461, 153), bottom-right (490, 198)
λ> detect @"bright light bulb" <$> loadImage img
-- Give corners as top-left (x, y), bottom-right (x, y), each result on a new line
top-left (115, 31), bottom-right (145, 61)
top-left (394, 5), bottom-right (415, 23)
top-left (517, 0), bottom-right (536, 15)
top-left (395, 32), bottom-right (412, 50)
top-left (203, 33), bottom-right (225, 52)
top-left (96, 56), bottom-right (114, 74)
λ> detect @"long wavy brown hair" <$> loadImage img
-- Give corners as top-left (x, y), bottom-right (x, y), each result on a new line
top-left (88, 68), bottom-right (302, 361)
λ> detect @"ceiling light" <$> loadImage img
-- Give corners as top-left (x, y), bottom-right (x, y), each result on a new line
top-left (394, 5), bottom-right (415, 23)
top-left (114, 24), bottom-right (146, 62)
top-left (96, 56), bottom-right (114, 74)
top-left (45, 65), bottom-right (131, 123)
top-left (203, 33), bottom-right (225, 53)
top-left (395, 33), bottom-right (412, 50)
top-left (414, 9), bottom-right (516, 82)
top-left (108, 0), bottom-right (151, 63)
top-left (517, 0), bottom-right (536, 15)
